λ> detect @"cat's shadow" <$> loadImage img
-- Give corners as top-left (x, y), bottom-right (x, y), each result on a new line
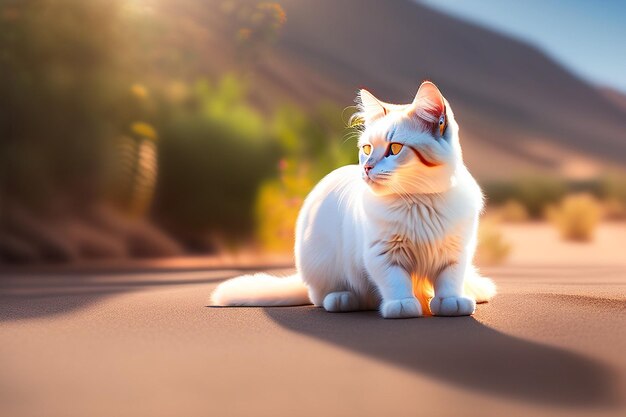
top-left (263, 305), bottom-right (619, 408)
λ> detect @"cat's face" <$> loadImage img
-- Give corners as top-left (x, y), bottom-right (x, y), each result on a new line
top-left (356, 82), bottom-right (462, 196)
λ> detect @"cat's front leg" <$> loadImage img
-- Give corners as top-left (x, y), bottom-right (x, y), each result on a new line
top-left (365, 257), bottom-right (422, 319)
top-left (430, 263), bottom-right (476, 316)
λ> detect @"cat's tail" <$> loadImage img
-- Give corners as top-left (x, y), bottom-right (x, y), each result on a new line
top-left (210, 273), bottom-right (311, 307)
top-left (464, 271), bottom-right (497, 303)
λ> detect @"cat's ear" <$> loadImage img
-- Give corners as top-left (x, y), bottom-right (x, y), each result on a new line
top-left (408, 81), bottom-right (446, 125)
top-left (355, 89), bottom-right (389, 125)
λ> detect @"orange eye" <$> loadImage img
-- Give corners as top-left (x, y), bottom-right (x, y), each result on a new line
top-left (390, 143), bottom-right (403, 155)
top-left (438, 114), bottom-right (446, 135)
top-left (362, 144), bottom-right (372, 155)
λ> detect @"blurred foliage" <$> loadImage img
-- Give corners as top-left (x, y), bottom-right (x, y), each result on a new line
top-left (475, 219), bottom-right (512, 266)
top-left (255, 105), bottom-right (358, 251)
top-left (483, 176), bottom-right (567, 218)
top-left (0, 0), bottom-right (305, 252)
top-left (255, 166), bottom-right (312, 252)
top-left (230, 1), bottom-right (287, 64)
top-left (0, 0), bottom-right (127, 207)
top-left (603, 198), bottom-right (626, 220)
top-left (546, 193), bottom-right (601, 242)
top-left (597, 174), bottom-right (626, 208)
top-left (497, 199), bottom-right (529, 223)
top-left (153, 77), bottom-right (279, 242)
top-left (483, 174), bottom-right (626, 221)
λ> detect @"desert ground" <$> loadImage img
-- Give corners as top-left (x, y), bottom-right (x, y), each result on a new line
top-left (1, 223), bottom-right (625, 417)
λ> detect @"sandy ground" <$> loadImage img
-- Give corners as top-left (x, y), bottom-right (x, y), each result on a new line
top-left (1, 223), bottom-right (625, 417)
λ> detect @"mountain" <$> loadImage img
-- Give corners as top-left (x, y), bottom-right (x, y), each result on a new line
top-left (167, 0), bottom-right (626, 179)
top-left (600, 87), bottom-right (626, 113)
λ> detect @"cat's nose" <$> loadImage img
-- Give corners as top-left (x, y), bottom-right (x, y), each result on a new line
top-left (363, 165), bottom-right (373, 175)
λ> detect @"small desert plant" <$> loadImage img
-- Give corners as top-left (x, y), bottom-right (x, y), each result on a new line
top-left (603, 198), bottom-right (626, 220)
top-left (255, 162), bottom-right (313, 253)
top-left (483, 176), bottom-right (566, 218)
top-left (598, 175), bottom-right (626, 220)
top-left (498, 199), bottom-right (529, 222)
top-left (546, 193), bottom-right (601, 242)
top-left (475, 220), bottom-right (512, 266)
top-left (599, 174), bottom-right (626, 204)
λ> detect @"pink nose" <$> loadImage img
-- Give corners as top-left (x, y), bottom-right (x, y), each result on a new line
top-left (364, 165), bottom-right (373, 175)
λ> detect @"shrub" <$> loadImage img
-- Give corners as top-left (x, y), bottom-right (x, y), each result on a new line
top-left (154, 77), bottom-right (278, 243)
top-left (598, 175), bottom-right (626, 218)
top-left (483, 176), bottom-right (566, 218)
top-left (546, 193), bottom-right (601, 242)
top-left (603, 199), bottom-right (626, 220)
top-left (255, 165), bottom-right (313, 253)
top-left (0, 0), bottom-right (128, 207)
top-left (475, 219), bottom-right (512, 266)
top-left (254, 104), bottom-right (357, 252)
top-left (498, 199), bottom-right (529, 222)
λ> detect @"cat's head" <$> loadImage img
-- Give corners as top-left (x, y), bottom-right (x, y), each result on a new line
top-left (355, 81), bottom-right (462, 196)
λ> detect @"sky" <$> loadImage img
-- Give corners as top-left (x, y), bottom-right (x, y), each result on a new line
top-left (418, 0), bottom-right (626, 93)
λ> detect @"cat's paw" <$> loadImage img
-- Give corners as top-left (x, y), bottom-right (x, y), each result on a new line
top-left (323, 291), bottom-right (359, 312)
top-left (380, 297), bottom-right (423, 319)
top-left (429, 295), bottom-right (476, 316)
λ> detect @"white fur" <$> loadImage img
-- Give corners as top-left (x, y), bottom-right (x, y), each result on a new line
top-left (210, 274), bottom-right (309, 306)
top-left (211, 82), bottom-right (496, 318)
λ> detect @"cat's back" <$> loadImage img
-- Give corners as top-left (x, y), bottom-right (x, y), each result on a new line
top-left (295, 164), bottom-right (364, 272)
top-left (295, 165), bottom-right (363, 243)
top-left (300, 164), bottom-right (363, 213)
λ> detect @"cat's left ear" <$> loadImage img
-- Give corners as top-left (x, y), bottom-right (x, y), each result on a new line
top-left (355, 89), bottom-right (389, 125)
top-left (408, 81), bottom-right (447, 135)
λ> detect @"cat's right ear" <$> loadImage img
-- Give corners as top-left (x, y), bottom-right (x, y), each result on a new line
top-left (355, 89), bottom-right (389, 125)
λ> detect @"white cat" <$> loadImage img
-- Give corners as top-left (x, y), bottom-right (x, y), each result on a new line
top-left (211, 81), bottom-right (495, 318)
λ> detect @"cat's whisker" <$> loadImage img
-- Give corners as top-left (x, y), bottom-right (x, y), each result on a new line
top-left (342, 132), bottom-right (362, 145)
top-left (388, 182), bottom-right (413, 206)
top-left (390, 182), bottom-right (415, 206)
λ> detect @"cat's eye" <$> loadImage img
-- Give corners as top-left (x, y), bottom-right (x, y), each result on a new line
top-left (390, 143), bottom-right (403, 155)
top-left (439, 114), bottom-right (446, 136)
top-left (362, 144), bottom-right (372, 155)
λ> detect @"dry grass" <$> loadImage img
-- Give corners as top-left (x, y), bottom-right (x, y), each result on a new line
top-left (546, 193), bottom-right (601, 242)
top-left (603, 198), bottom-right (626, 220)
top-left (475, 219), bottom-right (512, 266)
top-left (497, 199), bottom-right (530, 222)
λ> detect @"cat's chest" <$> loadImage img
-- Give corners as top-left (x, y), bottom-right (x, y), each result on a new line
top-left (380, 230), bottom-right (461, 276)
top-left (368, 200), bottom-right (462, 276)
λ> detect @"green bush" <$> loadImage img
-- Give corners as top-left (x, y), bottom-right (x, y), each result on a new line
top-left (253, 105), bottom-right (358, 252)
top-left (483, 176), bottom-right (567, 218)
top-left (153, 77), bottom-right (278, 241)
top-left (0, 0), bottom-right (129, 206)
